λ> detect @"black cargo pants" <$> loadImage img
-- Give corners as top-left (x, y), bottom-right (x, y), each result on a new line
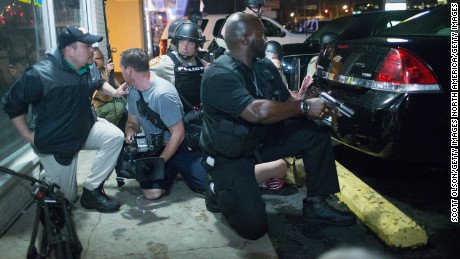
top-left (201, 118), bottom-right (340, 240)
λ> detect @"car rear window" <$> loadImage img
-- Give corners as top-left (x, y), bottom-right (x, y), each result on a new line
top-left (213, 19), bottom-right (226, 37)
top-left (261, 19), bottom-right (285, 37)
top-left (308, 17), bottom-right (354, 42)
top-left (382, 5), bottom-right (450, 36)
top-left (201, 19), bottom-right (209, 31)
top-left (307, 11), bottom-right (422, 43)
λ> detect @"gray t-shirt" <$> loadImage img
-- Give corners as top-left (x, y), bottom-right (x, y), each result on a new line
top-left (127, 75), bottom-right (184, 144)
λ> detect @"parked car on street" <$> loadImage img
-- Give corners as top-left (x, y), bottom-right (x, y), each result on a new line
top-left (282, 9), bottom-right (423, 90)
top-left (314, 4), bottom-right (450, 164)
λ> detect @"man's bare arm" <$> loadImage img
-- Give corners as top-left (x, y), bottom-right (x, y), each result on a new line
top-left (160, 121), bottom-right (185, 163)
top-left (101, 81), bottom-right (128, 97)
top-left (125, 114), bottom-right (140, 144)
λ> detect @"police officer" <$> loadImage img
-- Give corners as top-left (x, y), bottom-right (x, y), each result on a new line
top-left (265, 40), bottom-right (283, 60)
top-left (200, 13), bottom-right (356, 240)
top-left (265, 40), bottom-right (288, 86)
top-left (150, 20), bottom-right (207, 113)
top-left (265, 40), bottom-right (313, 100)
top-left (165, 18), bottom-right (190, 52)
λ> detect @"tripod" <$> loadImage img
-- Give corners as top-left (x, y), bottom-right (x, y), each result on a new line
top-left (0, 166), bottom-right (82, 259)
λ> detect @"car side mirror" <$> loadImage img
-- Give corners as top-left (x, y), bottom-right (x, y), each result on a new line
top-left (320, 32), bottom-right (338, 46)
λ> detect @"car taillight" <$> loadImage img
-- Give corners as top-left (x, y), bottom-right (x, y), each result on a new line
top-left (376, 48), bottom-right (437, 85)
top-left (159, 39), bottom-right (168, 56)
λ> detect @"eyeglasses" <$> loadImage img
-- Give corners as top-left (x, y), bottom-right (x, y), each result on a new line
top-left (93, 57), bottom-right (104, 60)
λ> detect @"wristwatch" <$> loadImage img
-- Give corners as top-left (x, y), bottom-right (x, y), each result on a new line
top-left (301, 100), bottom-right (310, 115)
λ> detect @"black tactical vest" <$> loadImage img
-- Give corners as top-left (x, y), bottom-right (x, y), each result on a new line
top-left (200, 55), bottom-right (278, 157)
top-left (165, 52), bottom-right (205, 113)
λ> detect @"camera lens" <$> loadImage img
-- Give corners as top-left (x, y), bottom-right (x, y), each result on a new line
top-left (141, 161), bottom-right (156, 176)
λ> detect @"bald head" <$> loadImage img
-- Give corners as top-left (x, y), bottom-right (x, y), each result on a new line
top-left (224, 12), bottom-right (264, 52)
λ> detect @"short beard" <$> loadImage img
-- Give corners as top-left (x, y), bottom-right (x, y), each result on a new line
top-left (249, 40), bottom-right (265, 59)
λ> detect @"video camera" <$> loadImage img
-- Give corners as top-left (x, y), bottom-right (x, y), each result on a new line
top-left (116, 133), bottom-right (165, 187)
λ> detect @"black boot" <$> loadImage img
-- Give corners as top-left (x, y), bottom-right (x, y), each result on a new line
top-left (80, 183), bottom-right (120, 213)
top-left (303, 196), bottom-right (356, 226)
top-left (205, 174), bottom-right (220, 213)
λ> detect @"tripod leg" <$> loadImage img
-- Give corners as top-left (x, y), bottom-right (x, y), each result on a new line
top-left (54, 239), bottom-right (65, 259)
top-left (38, 209), bottom-right (49, 258)
top-left (27, 204), bottom-right (40, 259)
top-left (62, 200), bottom-right (83, 258)
top-left (53, 208), bottom-right (73, 259)
top-left (41, 202), bottom-right (59, 257)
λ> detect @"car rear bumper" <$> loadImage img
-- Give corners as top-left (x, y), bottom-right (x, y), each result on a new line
top-left (316, 83), bottom-right (448, 163)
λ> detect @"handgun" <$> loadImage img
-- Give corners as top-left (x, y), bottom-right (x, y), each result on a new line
top-left (319, 92), bottom-right (355, 118)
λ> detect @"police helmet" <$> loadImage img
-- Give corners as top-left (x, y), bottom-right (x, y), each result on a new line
top-left (245, 0), bottom-right (265, 17)
top-left (173, 21), bottom-right (206, 59)
top-left (173, 21), bottom-right (206, 45)
top-left (188, 10), bottom-right (203, 25)
top-left (265, 41), bottom-right (283, 59)
top-left (244, 0), bottom-right (265, 9)
top-left (168, 18), bottom-right (191, 39)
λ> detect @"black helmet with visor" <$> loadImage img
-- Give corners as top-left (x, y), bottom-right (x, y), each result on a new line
top-left (168, 18), bottom-right (190, 39)
top-left (172, 21), bottom-right (205, 59)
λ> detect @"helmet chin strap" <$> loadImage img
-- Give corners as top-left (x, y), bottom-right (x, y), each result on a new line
top-left (178, 53), bottom-right (193, 60)
top-left (177, 46), bottom-right (198, 60)
top-left (249, 7), bottom-right (263, 17)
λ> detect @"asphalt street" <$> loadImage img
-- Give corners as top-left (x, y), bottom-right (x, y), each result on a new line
top-left (266, 144), bottom-right (459, 259)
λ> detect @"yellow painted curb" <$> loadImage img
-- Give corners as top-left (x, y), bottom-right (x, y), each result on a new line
top-left (335, 161), bottom-right (428, 248)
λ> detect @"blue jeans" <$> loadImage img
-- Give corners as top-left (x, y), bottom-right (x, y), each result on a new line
top-left (140, 148), bottom-right (206, 193)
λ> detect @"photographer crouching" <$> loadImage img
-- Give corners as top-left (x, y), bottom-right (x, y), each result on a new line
top-left (118, 48), bottom-right (206, 200)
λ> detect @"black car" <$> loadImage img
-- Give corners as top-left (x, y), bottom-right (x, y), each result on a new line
top-left (282, 9), bottom-right (422, 90)
top-left (314, 4), bottom-right (451, 164)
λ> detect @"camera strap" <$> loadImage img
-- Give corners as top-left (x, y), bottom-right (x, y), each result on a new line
top-left (137, 90), bottom-right (168, 131)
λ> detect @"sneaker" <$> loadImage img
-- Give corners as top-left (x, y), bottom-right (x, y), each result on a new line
top-left (259, 178), bottom-right (285, 191)
top-left (80, 184), bottom-right (120, 213)
top-left (302, 196), bottom-right (356, 226)
top-left (205, 174), bottom-right (220, 213)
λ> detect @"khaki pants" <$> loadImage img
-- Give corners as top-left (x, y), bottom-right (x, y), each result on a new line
top-left (37, 118), bottom-right (124, 202)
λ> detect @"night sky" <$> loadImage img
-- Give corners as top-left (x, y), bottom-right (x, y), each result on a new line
top-left (200, 0), bottom-right (246, 14)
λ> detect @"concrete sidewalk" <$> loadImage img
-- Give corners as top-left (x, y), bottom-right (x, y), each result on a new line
top-left (0, 150), bottom-right (278, 258)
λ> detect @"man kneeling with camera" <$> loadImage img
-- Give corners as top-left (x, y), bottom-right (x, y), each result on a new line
top-left (118, 48), bottom-right (206, 199)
